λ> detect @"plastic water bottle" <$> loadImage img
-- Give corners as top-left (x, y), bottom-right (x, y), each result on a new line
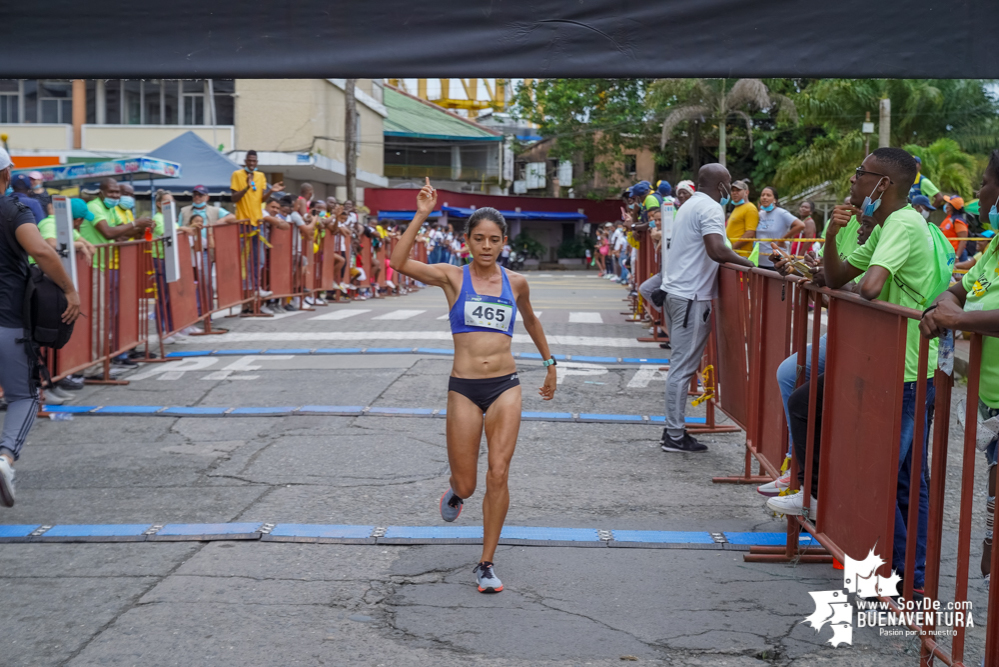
top-left (938, 329), bottom-right (954, 377)
top-left (144, 227), bottom-right (153, 242)
top-left (48, 413), bottom-right (74, 422)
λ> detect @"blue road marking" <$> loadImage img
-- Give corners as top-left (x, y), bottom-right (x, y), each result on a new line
top-left (160, 406), bottom-right (229, 416)
top-left (264, 348), bottom-right (312, 355)
top-left (229, 407), bottom-right (298, 416)
top-left (297, 405), bottom-right (365, 414)
top-left (93, 406), bottom-right (164, 414)
top-left (612, 530), bottom-right (715, 544)
top-left (579, 413), bottom-right (644, 422)
top-left (161, 348), bottom-right (666, 365)
top-left (0, 523), bottom-right (826, 549)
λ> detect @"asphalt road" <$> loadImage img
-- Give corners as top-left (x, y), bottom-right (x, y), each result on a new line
top-left (0, 272), bottom-right (989, 667)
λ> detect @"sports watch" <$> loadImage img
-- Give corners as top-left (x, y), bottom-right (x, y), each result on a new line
top-left (542, 357), bottom-right (557, 368)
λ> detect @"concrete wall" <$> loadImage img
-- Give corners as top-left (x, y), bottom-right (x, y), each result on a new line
top-left (233, 79), bottom-right (383, 183)
top-left (81, 125), bottom-right (234, 152)
top-left (0, 123), bottom-right (72, 151)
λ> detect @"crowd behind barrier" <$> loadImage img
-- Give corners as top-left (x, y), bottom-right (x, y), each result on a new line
top-left (608, 163), bottom-right (999, 665)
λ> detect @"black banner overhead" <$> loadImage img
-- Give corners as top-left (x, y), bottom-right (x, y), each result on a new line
top-left (3, 0), bottom-right (997, 79)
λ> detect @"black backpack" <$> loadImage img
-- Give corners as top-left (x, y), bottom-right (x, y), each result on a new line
top-left (23, 265), bottom-right (74, 349)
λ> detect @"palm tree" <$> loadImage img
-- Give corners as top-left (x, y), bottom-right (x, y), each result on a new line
top-left (904, 138), bottom-right (978, 199)
top-left (653, 79), bottom-right (797, 167)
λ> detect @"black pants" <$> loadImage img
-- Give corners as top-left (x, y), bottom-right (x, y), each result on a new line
top-left (789, 374), bottom-right (824, 495)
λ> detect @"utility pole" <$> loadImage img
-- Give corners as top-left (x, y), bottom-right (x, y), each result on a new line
top-left (345, 78), bottom-right (358, 203)
top-left (878, 98), bottom-right (891, 148)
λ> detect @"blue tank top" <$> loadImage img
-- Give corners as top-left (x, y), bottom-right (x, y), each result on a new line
top-left (449, 264), bottom-right (518, 337)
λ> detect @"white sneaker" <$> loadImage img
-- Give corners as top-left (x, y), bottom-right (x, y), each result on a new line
top-left (257, 289), bottom-right (273, 298)
top-left (46, 386), bottom-right (74, 402)
top-left (386, 280), bottom-right (396, 289)
top-left (766, 490), bottom-right (818, 517)
top-left (0, 457), bottom-right (15, 507)
top-left (338, 283), bottom-right (350, 293)
top-left (757, 471), bottom-right (791, 497)
top-left (42, 390), bottom-right (67, 405)
top-left (473, 561), bottom-right (503, 593)
top-left (260, 304), bottom-right (274, 315)
top-left (161, 335), bottom-right (177, 345)
top-left (345, 283), bottom-right (357, 292)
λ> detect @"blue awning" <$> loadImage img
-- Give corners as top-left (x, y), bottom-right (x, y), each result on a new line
top-left (378, 207), bottom-right (586, 222)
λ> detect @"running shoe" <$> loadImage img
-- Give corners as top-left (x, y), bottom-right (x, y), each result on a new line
top-left (473, 561), bottom-right (503, 593)
top-left (757, 471), bottom-right (791, 497)
top-left (661, 431), bottom-right (708, 453)
top-left (0, 457), bottom-right (15, 508)
top-left (766, 490), bottom-right (818, 517)
top-left (440, 489), bottom-right (463, 522)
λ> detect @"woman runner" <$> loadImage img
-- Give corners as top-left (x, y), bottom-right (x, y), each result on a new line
top-left (391, 179), bottom-right (557, 593)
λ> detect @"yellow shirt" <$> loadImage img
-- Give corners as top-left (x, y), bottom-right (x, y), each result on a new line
top-left (726, 202), bottom-right (760, 257)
top-left (230, 169), bottom-right (267, 225)
top-left (115, 206), bottom-right (135, 226)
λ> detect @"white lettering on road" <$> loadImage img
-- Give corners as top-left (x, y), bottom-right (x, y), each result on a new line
top-left (128, 357), bottom-right (219, 381)
top-left (556, 362), bottom-right (609, 385)
top-left (627, 365), bottom-right (669, 388)
top-left (202, 355), bottom-right (294, 381)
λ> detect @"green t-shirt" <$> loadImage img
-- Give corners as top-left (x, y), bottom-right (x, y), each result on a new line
top-left (847, 206), bottom-right (952, 381)
top-left (916, 174), bottom-right (939, 200)
top-left (961, 239), bottom-right (999, 408)
top-left (29, 215), bottom-right (82, 266)
top-left (80, 199), bottom-right (121, 246)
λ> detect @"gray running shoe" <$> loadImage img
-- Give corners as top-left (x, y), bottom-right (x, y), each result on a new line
top-left (0, 457), bottom-right (15, 508)
top-left (439, 488), bottom-right (463, 522)
top-left (473, 561), bottom-right (503, 593)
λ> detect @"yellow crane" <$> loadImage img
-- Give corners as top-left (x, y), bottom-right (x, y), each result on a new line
top-left (386, 79), bottom-right (514, 117)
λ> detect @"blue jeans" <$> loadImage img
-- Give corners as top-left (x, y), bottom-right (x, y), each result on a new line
top-left (778, 334), bottom-right (827, 457)
top-left (892, 379), bottom-right (935, 590)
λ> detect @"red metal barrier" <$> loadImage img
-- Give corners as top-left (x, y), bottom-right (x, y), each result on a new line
top-left (713, 264), bottom-right (999, 666)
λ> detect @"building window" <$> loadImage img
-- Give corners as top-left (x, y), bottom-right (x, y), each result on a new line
top-left (182, 80), bottom-right (206, 125)
top-left (624, 154), bottom-right (637, 176)
top-left (211, 80), bottom-right (235, 126)
top-left (38, 80), bottom-right (73, 124)
top-left (0, 81), bottom-right (19, 123)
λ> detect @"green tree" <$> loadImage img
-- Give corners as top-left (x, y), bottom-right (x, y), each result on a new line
top-left (774, 79), bottom-right (997, 198)
top-left (904, 138), bottom-right (978, 198)
top-left (511, 79), bottom-right (655, 197)
top-left (652, 79), bottom-right (797, 167)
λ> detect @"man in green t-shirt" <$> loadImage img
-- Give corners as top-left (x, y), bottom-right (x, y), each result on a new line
top-left (773, 148), bottom-right (952, 593)
top-left (920, 149), bottom-right (999, 581)
top-left (80, 178), bottom-right (154, 246)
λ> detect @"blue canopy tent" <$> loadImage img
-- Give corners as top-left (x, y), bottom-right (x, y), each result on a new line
top-left (139, 131), bottom-right (240, 197)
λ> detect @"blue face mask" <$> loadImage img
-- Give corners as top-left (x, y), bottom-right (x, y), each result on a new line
top-left (118, 195), bottom-right (135, 210)
top-left (719, 186), bottom-right (731, 207)
top-left (192, 201), bottom-right (207, 210)
top-left (989, 195), bottom-right (999, 229)
top-left (103, 197), bottom-right (119, 209)
top-left (733, 198), bottom-right (746, 206)
top-left (3, 187), bottom-right (11, 196)
top-left (861, 178), bottom-right (886, 217)
top-left (761, 203), bottom-right (775, 212)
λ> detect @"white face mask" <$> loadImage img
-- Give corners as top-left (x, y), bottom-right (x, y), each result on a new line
top-left (920, 209), bottom-right (931, 220)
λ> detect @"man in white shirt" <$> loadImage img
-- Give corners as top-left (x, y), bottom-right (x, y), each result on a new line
top-left (660, 164), bottom-right (754, 453)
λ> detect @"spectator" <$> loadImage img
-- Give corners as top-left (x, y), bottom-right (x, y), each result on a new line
top-left (27, 171), bottom-right (52, 216)
top-left (10, 174), bottom-right (44, 223)
top-left (230, 150), bottom-right (283, 226)
top-left (180, 184), bottom-right (236, 239)
top-left (754, 186), bottom-right (805, 268)
top-left (0, 147), bottom-right (80, 509)
top-left (909, 156), bottom-right (942, 208)
top-left (791, 201), bottom-right (818, 256)
top-left (911, 194), bottom-right (936, 221)
top-left (81, 178), bottom-right (153, 246)
top-left (919, 148), bottom-right (999, 583)
top-left (675, 180), bottom-right (695, 207)
top-left (660, 163), bottom-right (753, 453)
top-left (295, 182), bottom-right (315, 217)
top-left (939, 195), bottom-right (970, 260)
top-left (726, 179), bottom-right (758, 257)
top-left (613, 222), bottom-right (630, 283)
top-left (774, 148), bottom-right (955, 596)
top-left (595, 226), bottom-right (609, 276)
top-left (116, 183), bottom-right (155, 234)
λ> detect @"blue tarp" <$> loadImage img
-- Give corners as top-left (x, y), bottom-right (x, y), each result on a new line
top-left (378, 205), bottom-right (586, 222)
top-left (140, 131), bottom-right (242, 196)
